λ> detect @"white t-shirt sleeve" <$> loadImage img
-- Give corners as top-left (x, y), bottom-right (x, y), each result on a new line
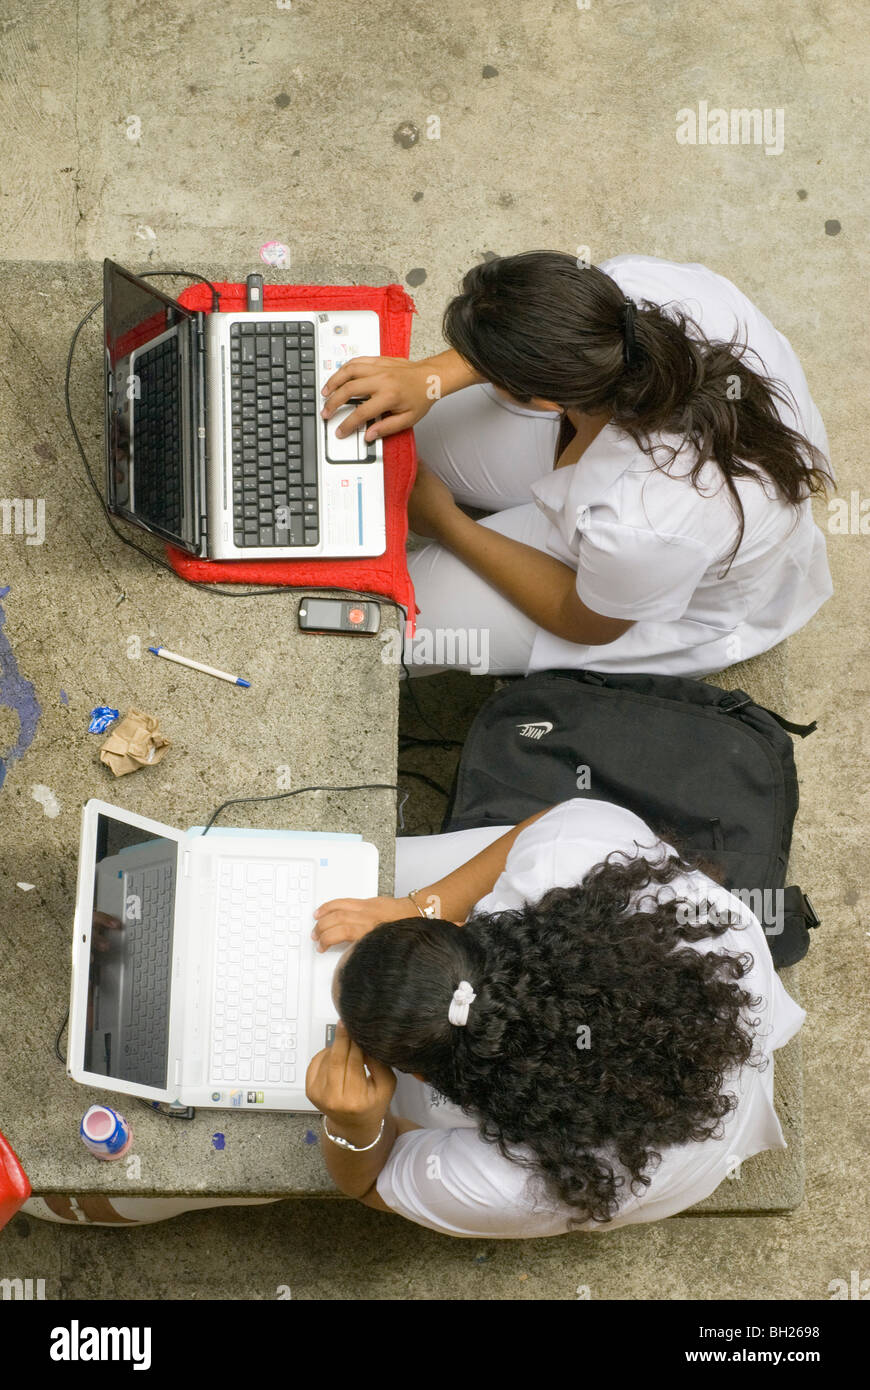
top-left (575, 521), bottom-right (714, 623)
top-left (375, 1127), bottom-right (569, 1238)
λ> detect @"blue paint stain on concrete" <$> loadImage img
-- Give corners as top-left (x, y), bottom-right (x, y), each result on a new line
top-left (60, 689), bottom-right (68, 706)
top-left (0, 587), bottom-right (42, 792)
top-left (212, 1132), bottom-right (226, 1151)
top-left (303, 1129), bottom-right (318, 1145)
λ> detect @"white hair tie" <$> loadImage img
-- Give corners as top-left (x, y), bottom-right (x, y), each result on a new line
top-left (448, 980), bottom-right (477, 1027)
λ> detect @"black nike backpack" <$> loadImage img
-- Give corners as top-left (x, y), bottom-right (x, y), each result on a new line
top-left (442, 669), bottom-right (820, 968)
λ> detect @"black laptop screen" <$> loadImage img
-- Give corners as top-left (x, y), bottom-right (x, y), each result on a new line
top-left (84, 812), bottom-right (178, 1092)
top-left (103, 261), bottom-right (191, 543)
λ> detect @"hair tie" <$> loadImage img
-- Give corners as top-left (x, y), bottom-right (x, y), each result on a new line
top-left (620, 297), bottom-right (638, 367)
top-left (448, 980), bottom-right (477, 1027)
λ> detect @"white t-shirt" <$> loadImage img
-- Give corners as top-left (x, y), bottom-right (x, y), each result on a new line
top-left (527, 255), bottom-right (833, 677)
top-left (376, 800), bottom-right (805, 1238)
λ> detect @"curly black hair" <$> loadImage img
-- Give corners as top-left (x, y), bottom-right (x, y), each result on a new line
top-left (337, 848), bottom-right (764, 1227)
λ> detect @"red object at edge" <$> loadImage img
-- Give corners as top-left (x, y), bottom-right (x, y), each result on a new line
top-left (0, 1130), bottom-right (31, 1232)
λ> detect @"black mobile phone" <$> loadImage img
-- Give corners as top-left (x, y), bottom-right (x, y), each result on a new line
top-left (297, 596), bottom-right (381, 635)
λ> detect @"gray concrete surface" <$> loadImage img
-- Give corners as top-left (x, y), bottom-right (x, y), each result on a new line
top-left (0, 262), bottom-right (400, 1193)
top-left (0, 0), bottom-right (867, 1300)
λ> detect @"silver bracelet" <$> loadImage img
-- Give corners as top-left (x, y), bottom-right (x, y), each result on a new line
top-left (408, 888), bottom-right (436, 919)
top-left (322, 1116), bottom-right (385, 1152)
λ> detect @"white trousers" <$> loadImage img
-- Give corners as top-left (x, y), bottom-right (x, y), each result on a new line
top-left (406, 384), bottom-right (562, 676)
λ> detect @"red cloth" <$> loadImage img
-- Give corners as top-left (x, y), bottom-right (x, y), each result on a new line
top-left (165, 281), bottom-right (419, 622)
top-left (0, 1130), bottom-right (31, 1231)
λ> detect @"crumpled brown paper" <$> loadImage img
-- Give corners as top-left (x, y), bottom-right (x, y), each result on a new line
top-left (100, 709), bottom-right (170, 777)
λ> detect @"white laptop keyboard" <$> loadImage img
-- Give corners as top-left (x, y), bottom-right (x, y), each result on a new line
top-left (209, 858), bottom-right (313, 1086)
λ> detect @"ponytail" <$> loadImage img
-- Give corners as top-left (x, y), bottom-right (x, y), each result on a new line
top-left (444, 251), bottom-right (832, 566)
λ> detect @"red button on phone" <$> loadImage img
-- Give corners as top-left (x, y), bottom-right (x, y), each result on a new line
top-left (348, 607), bottom-right (365, 625)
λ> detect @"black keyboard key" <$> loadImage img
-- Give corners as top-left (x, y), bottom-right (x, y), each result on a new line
top-left (302, 417), bottom-right (317, 484)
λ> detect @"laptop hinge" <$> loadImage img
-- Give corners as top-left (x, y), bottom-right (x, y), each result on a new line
top-left (193, 313), bottom-right (209, 554)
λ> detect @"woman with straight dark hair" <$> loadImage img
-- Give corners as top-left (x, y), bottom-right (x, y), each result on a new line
top-left (305, 800), bottom-right (804, 1236)
top-left (320, 253), bottom-right (833, 676)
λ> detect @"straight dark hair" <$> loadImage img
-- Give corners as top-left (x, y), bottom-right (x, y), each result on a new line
top-left (443, 252), bottom-right (832, 565)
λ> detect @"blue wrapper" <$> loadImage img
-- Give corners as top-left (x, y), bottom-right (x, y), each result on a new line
top-left (88, 705), bottom-right (119, 734)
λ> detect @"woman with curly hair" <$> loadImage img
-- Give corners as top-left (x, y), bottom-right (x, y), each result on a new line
top-left (321, 252), bottom-right (833, 677)
top-left (306, 799), bottom-right (804, 1236)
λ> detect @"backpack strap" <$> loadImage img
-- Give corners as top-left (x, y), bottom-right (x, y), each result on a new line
top-left (760, 708), bottom-right (818, 738)
top-left (717, 688), bottom-right (817, 738)
top-left (771, 886), bottom-right (822, 968)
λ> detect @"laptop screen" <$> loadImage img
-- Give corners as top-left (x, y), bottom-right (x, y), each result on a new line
top-left (103, 260), bottom-right (192, 546)
top-left (84, 812), bottom-right (178, 1092)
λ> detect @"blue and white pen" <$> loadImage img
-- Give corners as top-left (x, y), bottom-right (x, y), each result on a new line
top-left (147, 645), bottom-right (251, 688)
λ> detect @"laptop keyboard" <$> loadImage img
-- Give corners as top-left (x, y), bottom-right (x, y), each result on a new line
top-left (121, 863), bottom-right (175, 1085)
top-left (229, 321), bottom-right (320, 549)
top-left (131, 337), bottom-right (184, 536)
top-left (209, 858), bottom-right (314, 1087)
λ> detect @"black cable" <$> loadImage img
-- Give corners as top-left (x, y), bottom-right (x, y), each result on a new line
top-left (201, 781), bottom-right (410, 834)
top-left (396, 768), bottom-right (451, 799)
top-left (399, 733), bottom-right (463, 751)
top-left (398, 650), bottom-right (460, 744)
top-left (54, 1009), bottom-right (68, 1064)
top-left (132, 269), bottom-right (222, 315)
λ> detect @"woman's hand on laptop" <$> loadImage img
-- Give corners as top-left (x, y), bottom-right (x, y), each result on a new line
top-left (320, 356), bottom-right (434, 442)
top-left (311, 895), bottom-right (420, 951)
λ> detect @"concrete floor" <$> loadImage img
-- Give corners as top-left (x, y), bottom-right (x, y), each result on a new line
top-left (1, 0), bottom-right (867, 1298)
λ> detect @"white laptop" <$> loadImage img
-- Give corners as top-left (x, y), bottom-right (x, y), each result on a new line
top-left (67, 799), bottom-right (378, 1111)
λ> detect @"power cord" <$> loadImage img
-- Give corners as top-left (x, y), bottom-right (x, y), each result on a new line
top-left (201, 781), bottom-right (410, 834)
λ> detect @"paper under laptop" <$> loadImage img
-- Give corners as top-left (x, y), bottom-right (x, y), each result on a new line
top-left (67, 800), bottom-right (378, 1112)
